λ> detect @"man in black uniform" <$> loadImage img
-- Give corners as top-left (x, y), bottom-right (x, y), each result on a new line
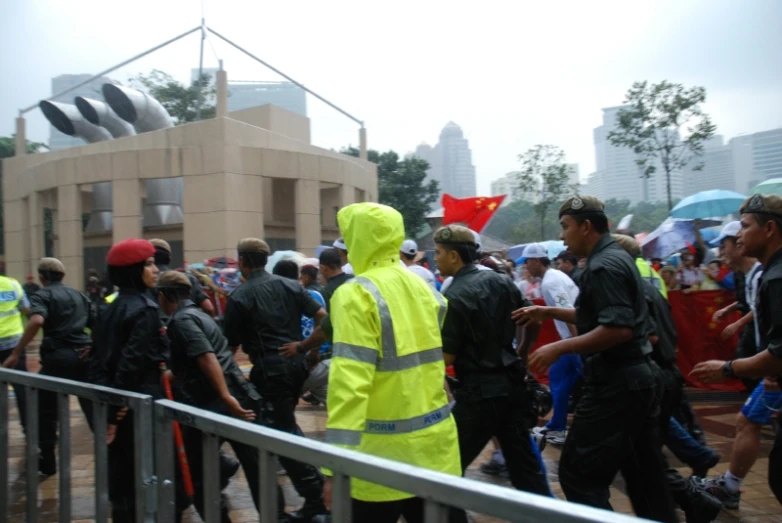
top-left (2, 257), bottom-right (94, 475)
top-left (434, 225), bottom-right (550, 521)
top-left (319, 248), bottom-right (353, 310)
top-left (158, 271), bottom-right (289, 522)
top-left (88, 238), bottom-right (184, 523)
top-left (515, 196), bottom-right (676, 522)
top-left (223, 238), bottom-right (328, 521)
top-left (692, 193), bottom-right (782, 505)
top-left (300, 264), bottom-right (325, 296)
top-left (150, 239), bottom-right (215, 317)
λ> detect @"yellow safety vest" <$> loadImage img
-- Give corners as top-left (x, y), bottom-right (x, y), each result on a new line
top-left (637, 258), bottom-right (668, 300)
top-left (326, 202), bottom-right (461, 502)
top-left (105, 292), bottom-right (118, 304)
top-left (0, 276), bottom-right (25, 347)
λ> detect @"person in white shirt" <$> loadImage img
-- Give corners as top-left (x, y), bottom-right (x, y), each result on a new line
top-left (520, 243), bottom-right (581, 445)
top-left (333, 238), bottom-right (353, 275)
top-left (400, 239), bottom-right (437, 290)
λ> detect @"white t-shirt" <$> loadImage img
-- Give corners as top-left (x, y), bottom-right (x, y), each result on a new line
top-left (745, 261), bottom-right (763, 348)
top-left (407, 264), bottom-right (437, 290)
top-left (342, 263), bottom-right (354, 275)
top-left (540, 269), bottom-right (579, 341)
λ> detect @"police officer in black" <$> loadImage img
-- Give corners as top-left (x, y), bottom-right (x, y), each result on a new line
top-left (223, 238), bottom-right (328, 521)
top-left (433, 225), bottom-right (550, 522)
top-left (158, 271), bottom-right (290, 522)
top-left (88, 238), bottom-right (184, 523)
top-left (515, 196), bottom-right (676, 522)
top-left (2, 257), bottom-right (94, 476)
top-left (150, 239), bottom-right (215, 317)
top-left (692, 193), bottom-right (782, 505)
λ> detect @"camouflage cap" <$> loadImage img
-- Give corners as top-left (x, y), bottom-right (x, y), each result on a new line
top-left (611, 234), bottom-right (641, 259)
top-left (38, 257), bottom-right (66, 274)
top-left (157, 270), bottom-right (191, 289)
top-left (237, 238), bottom-right (270, 255)
top-left (149, 239), bottom-right (172, 253)
top-left (559, 195), bottom-right (606, 218)
top-left (740, 194), bottom-right (782, 219)
top-left (434, 225), bottom-right (477, 246)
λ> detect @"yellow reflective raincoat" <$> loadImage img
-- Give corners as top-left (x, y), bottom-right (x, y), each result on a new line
top-left (636, 258), bottom-right (668, 300)
top-left (325, 202), bottom-right (461, 502)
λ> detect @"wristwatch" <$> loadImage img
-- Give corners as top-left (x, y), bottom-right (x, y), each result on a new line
top-left (722, 360), bottom-right (736, 379)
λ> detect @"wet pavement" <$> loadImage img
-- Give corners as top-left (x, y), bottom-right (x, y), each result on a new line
top-left (4, 347), bottom-right (781, 522)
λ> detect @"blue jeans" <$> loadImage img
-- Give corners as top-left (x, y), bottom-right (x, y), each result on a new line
top-left (545, 354), bottom-right (582, 431)
top-left (665, 417), bottom-right (717, 469)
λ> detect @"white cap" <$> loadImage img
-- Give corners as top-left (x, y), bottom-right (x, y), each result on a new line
top-left (470, 230), bottom-right (482, 252)
top-left (519, 243), bottom-right (548, 263)
top-left (400, 239), bottom-right (418, 256)
top-left (333, 238), bottom-right (347, 250)
top-left (710, 221), bottom-right (741, 247)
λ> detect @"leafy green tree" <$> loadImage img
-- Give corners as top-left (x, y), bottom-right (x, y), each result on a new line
top-left (515, 145), bottom-right (575, 241)
top-left (129, 69), bottom-right (216, 124)
top-left (608, 80), bottom-right (717, 211)
top-left (342, 146), bottom-right (440, 237)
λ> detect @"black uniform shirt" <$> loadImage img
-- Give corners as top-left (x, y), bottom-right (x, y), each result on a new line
top-left (158, 265), bottom-right (209, 305)
top-left (641, 280), bottom-right (678, 367)
top-left (733, 270), bottom-right (749, 314)
top-left (757, 248), bottom-right (782, 360)
top-left (305, 281), bottom-right (326, 296)
top-left (29, 282), bottom-right (94, 349)
top-left (442, 264), bottom-right (528, 397)
top-left (167, 300), bottom-right (242, 404)
top-left (89, 289), bottom-right (169, 392)
top-left (223, 270), bottom-right (321, 361)
top-left (575, 234), bottom-right (652, 364)
top-left (322, 272), bottom-right (354, 311)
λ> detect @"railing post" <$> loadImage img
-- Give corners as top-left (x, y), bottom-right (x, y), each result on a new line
top-left (258, 450), bottom-right (279, 522)
top-left (92, 401), bottom-right (109, 523)
top-left (58, 392), bottom-right (72, 522)
top-left (133, 397), bottom-right (156, 523)
top-left (25, 385), bottom-right (39, 522)
top-left (0, 378), bottom-right (8, 520)
top-left (424, 499), bottom-right (449, 523)
top-left (155, 404), bottom-right (176, 523)
top-left (331, 473), bottom-right (352, 522)
top-left (202, 433), bottom-right (221, 523)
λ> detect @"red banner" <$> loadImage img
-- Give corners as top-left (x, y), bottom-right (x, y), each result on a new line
top-left (528, 290), bottom-right (746, 391)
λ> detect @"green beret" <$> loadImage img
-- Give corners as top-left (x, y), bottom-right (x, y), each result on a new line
top-left (157, 271), bottom-right (191, 289)
top-left (38, 257), bottom-right (66, 274)
top-left (434, 225), bottom-right (476, 246)
top-left (559, 195), bottom-right (605, 218)
top-left (237, 238), bottom-right (270, 255)
top-left (740, 194), bottom-right (782, 219)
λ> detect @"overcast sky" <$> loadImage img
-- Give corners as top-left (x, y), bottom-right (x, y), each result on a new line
top-left (2, 0), bottom-right (781, 194)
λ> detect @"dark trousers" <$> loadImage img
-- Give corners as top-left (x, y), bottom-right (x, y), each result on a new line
top-left (352, 497), bottom-right (424, 523)
top-left (449, 392), bottom-right (550, 523)
top-left (558, 367), bottom-right (677, 523)
top-left (0, 348), bottom-right (27, 431)
top-left (769, 422), bottom-right (782, 505)
top-left (39, 350), bottom-right (93, 450)
top-left (250, 359), bottom-right (324, 509)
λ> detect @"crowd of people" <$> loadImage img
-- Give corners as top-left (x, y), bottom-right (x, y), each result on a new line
top-left (0, 193), bottom-right (780, 523)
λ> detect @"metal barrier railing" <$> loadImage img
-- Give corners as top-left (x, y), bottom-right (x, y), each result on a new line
top-left (155, 399), bottom-right (650, 523)
top-left (0, 368), bottom-right (155, 523)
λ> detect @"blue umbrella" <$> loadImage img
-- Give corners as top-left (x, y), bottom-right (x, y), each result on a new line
top-left (670, 189), bottom-right (747, 219)
top-left (641, 218), bottom-right (715, 259)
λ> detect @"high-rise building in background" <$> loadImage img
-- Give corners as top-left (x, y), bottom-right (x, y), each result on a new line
top-left (490, 164), bottom-right (580, 207)
top-left (49, 74), bottom-right (112, 151)
top-left (730, 128), bottom-right (782, 193)
top-left (684, 135), bottom-right (736, 195)
top-left (192, 68), bottom-right (307, 116)
top-left (591, 106), bottom-right (684, 205)
top-left (413, 122), bottom-right (477, 203)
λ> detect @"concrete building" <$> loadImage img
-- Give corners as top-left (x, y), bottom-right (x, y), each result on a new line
top-left (683, 135), bottom-right (736, 196)
top-left (592, 106), bottom-right (684, 205)
top-left (3, 71), bottom-right (376, 290)
top-left (192, 68), bottom-right (307, 116)
top-left (49, 74), bottom-right (112, 151)
top-left (729, 128), bottom-right (782, 193)
top-left (490, 163), bottom-right (579, 207)
top-left (413, 122), bottom-right (477, 202)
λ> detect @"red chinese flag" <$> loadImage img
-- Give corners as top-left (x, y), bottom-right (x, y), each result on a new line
top-left (442, 194), bottom-right (505, 233)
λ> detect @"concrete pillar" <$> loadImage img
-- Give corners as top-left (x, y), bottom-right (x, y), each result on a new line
top-left (340, 183), bottom-right (356, 209)
top-left (295, 179), bottom-right (321, 256)
top-left (15, 117), bottom-right (27, 156)
top-left (28, 192), bottom-right (43, 276)
top-left (112, 179), bottom-right (142, 243)
top-left (57, 185), bottom-right (84, 291)
top-left (359, 127), bottom-right (367, 160)
top-left (216, 69), bottom-right (228, 118)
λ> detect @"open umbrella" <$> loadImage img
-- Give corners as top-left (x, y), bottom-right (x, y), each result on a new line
top-left (205, 256), bottom-right (238, 269)
top-left (641, 218), bottom-right (718, 259)
top-left (749, 177), bottom-right (782, 196)
top-left (670, 189), bottom-right (747, 219)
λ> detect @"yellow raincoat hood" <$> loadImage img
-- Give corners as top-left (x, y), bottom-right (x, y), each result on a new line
top-left (337, 202), bottom-right (404, 275)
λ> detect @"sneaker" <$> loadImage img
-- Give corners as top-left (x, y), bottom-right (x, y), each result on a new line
top-left (683, 477), bottom-right (722, 523)
top-left (691, 452), bottom-right (721, 479)
top-left (697, 475), bottom-right (741, 510)
top-left (531, 432), bottom-right (547, 453)
top-left (479, 459), bottom-right (509, 478)
top-left (545, 430), bottom-right (567, 445)
top-left (301, 392), bottom-right (320, 406)
top-left (531, 426), bottom-right (550, 436)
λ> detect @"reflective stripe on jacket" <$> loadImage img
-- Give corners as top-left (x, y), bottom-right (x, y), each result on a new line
top-left (637, 258), bottom-right (668, 300)
top-left (0, 276), bottom-right (25, 347)
top-left (326, 202), bottom-right (461, 502)
top-left (105, 292), bottom-right (118, 304)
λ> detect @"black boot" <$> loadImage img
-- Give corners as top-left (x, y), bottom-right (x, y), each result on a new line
top-left (219, 452), bottom-right (240, 490)
top-left (39, 447), bottom-right (56, 476)
top-left (287, 501), bottom-right (329, 522)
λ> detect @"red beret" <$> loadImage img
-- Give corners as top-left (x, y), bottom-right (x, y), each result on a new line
top-left (107, 239), bottom-right (155, 267)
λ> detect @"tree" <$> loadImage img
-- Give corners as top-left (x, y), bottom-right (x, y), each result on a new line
top-left (129, 69), bottom-right (216, 124)
top-left (342, 146), bottom-right (440, 237)
top-left (608, 80), bottom-right (717, 211)
top-left (515, 145), bottom-right (575, 241)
